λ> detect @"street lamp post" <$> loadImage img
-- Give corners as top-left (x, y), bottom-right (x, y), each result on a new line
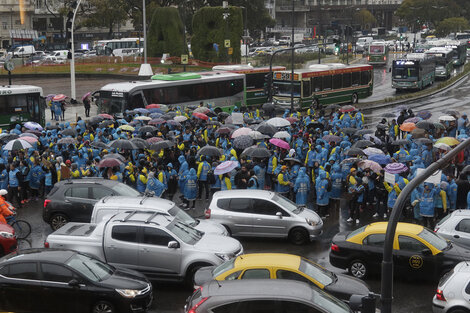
top-left (240, 6), bottom-right (248, 64)
top-left (138, 0), bottom-right (152, 76)
top-left (70, 0), bottom-right (82, 103)
top-left (290, 0), bottom-right (295, 113)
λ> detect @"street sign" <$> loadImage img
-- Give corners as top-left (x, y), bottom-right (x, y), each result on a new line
top-left (228, 48), bottom-right (233, 55)
top-left (4, 61), bottom-right (14, 72)
top-left (181, 54), bottom-right (188, 64)
top-left (224, 39), bottom-right (231, 48)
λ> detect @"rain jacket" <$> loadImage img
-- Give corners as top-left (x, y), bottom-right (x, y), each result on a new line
top-left (316, 170), bottom-right (329, 206)
top-left (184, 168), bottom-right (198, 200)
top-left (294, 168), bottom-right (310, 205)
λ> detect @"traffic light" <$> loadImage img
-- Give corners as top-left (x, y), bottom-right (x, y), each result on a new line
top-left (333, 38), bottom-right (341, 54)
top-left (264, 72), bottom-right (272, 95)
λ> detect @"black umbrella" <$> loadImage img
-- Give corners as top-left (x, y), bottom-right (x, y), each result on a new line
top-left (411, 128), bottom-right (427, 139)
top-left (57, 137), bottom-right (77, 145)
top-left (90, 141), bottom-right (108, 149)
top-left (89, 116), bottom-right (104, 124)
top-left (61, 129), bottom-right (76, 136)
top-left (165, 111), bottom-right (177, 118)
top-left (382, 113), bottom-right (397, 118)
top-left (392, 139), bottom-right (410, 145)
top-left (45, 125), bottom-right (60, 130)
top-left (284, 157), bottom-right (302, 164)
top-left (150, 140), bottom-right (174, 150)
top-left (462, 165), bottom-right (470, 174)
top-left (444, 109), bottom-right (460, 118)
top-left (161, 114), bottom-right (173, 120)
top-left (233, 135), bottom-right (253, 150)
top-left (326, 104), bottom-right (341, 110)
top-left (103, 153), bottom-right (126, 162)
top-left (262, 102), bottom-right (275, 111)
top-left (139, 125), bottom-right (157, 133)
top-left (196, 145), bottom-right (223, 157)
top-left (352, 140), bottom-right (374, 149)
top-left (99, 120), bottom-right (115, 128)
top-left (341, 128), bottom-right (358, 135)
top-left (218, 112), bottom-right (230, 119)
top-left (216, 127), bottom-right (232, 135)
top-left (376, 124), bottom-right (388, 130)
top-left (108, 139), bottom-right (138, 150)
top-left (207, 121), bottom-right (221, 126)
top-left (130, 138), bottom-right (149, 149)
top-left (0, 134), bottom-right (19, 142)
top-left (415, 138), bottom-right (433, 145)
top-left (256, 123), bottom-right (277, 136)
top-left (241, 146), bottom-right (272, 158)
top-left (355, 129), bottom-right (374, 136)
top-left (346, 148), bottom-right (366, 157)
top-left (416, 121), bottom-right (434, 130)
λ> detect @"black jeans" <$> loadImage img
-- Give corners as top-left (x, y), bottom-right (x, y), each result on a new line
top-left (198, 180), bottom-right (209, 199)
top-left (8, 186), bottom-right (21, 208)
top-left (85, 106), bottom-right (90, 117)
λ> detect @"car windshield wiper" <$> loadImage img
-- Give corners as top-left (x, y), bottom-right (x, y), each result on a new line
top-left (82, 262), bottom-right (101, 281)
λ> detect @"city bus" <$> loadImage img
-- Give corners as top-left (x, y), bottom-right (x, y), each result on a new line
top-left (445, 41), bottom-right (467, 66)
top-left (95, 38), bottom-right (144, 57)
top-left (391, 53), bottom-right (435, 91)
top-left (425, 47), bottom-right (454, 79)
top-left (272, 63), bottom-right (373, 110)
top-left (0, 85), bottom-right (45, 128)
top-left (94, 72), bottom-right (245, 115)
top-left (367, 41), bottom-right (389, 66)
top-left (212, 64), bottom-right (286, 106)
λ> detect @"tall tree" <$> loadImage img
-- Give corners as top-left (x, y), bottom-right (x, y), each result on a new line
top-left (396, 0), bottom-right (459, 29)
top-left (436, 17), bottom-right (470, 36)
top-left (353, 9), bottom-right (376, 29)
top-left (82, 0), bottom-right (129, 38)
top-left (147, 7), bottom-right (186, 57)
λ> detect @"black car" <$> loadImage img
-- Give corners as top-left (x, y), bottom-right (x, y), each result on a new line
top-left (0, 248), bottom-right (152, 313)
top-left (43, 178), bottom-right (141, 230)
top-left (329, 222), bottom-right (470, 280)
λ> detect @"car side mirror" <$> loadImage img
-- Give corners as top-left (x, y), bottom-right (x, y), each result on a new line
top-left (168, 241), bottom-right (180, 249)
top-left (68, 279), bottom-right (80, 287)
top-left (389, 67), bottom-right (392, 73)
top-left (421, 248), bottom-right (432, 256)
top-left (276, 212), bottom-right (283, 218)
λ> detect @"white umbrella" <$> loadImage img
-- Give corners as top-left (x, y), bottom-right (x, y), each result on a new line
top-left (249, 131), bottom-right (269, 140)
top-left (134, 116), bottom-right (151, 121)
top-left (434, 142), bottom-right (451, 151)
top-left (273, 131), bottom-right (291, 140)
top-left (231, 127), bottom-right (253, 138)
top-left (363, 147), bottom-right (384, 156)
top-left (174, 116), bottom-right (188, 122)
top-left (3, 139), bottom-right (33, 151)
top-left (438, 115), bottom-right (456, 121)
top-left (266, 117), bottom-right (291, 127)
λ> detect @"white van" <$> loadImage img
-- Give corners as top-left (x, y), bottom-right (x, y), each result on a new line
top-left (51, 50), bottom-right (69, 60)
top-left (12, 45), bottom-right (35, 58)
top-left (356, 37), bottom-right (374, 48)
top-left (91, 196), bottom-right (228, 235)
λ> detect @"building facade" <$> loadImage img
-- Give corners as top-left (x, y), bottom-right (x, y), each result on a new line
top-left (0, 0), bottom-right (36, 49)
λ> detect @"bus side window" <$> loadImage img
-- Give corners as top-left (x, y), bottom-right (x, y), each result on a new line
top-left (352, 72), bottom-right (360, 86)
top-left (332, 74), bottom-right (342, 90)
top-left (322, 75), bottom-right (332, 91)
top-left (343, 73), bottom-right (351, 88)
top-left (302, 80), bottom-right (311, 97)
top-left (313, 77), bottom-right (322, 92)
top-left (361, 71), bottom-right (371, 85)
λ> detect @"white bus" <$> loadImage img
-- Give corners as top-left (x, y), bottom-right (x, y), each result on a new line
top-left (95, 38), bottom-right (144, 57)
top-left (0, 85), bottom-right (45, 127)
top-left (94, 71), bottom-right (245, 114)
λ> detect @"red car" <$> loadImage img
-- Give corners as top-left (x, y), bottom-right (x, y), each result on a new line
top-left (0, 223), bottom-right (17, 256)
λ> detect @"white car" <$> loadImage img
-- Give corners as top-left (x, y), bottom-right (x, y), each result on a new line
top-left (432, 261), bottom-right (470, 313)
top-left (435, 210), bottom-right (470, 249)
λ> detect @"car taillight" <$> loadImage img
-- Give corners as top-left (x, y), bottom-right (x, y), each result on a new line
top-left (44, 199), bottom-right (51, 208)
top-left (331, 243), bottom-right (340, 252)
top-left (367, 56), bottom-right (370, 61)
top-left (204, 209), bottom-right (211, 219)
top-left (188, 297), bottom-right (209, 313)
top-left (44, 241), bottom-right (49, 248)
top-left (384, 56), bottom-right (387, 61)
top-left (436, 289), bottom-right (446, 301)
top-left (434, 227), bottom-right (439, 232)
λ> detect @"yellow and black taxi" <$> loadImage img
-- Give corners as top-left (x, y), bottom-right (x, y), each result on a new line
top-left (193, 253), bottom-right (370, 302)
top-left (329, 222), bottom-right (470, 280)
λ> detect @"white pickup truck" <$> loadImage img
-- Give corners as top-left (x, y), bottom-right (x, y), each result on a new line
top-left (45, 211), bottom-right (243, 285)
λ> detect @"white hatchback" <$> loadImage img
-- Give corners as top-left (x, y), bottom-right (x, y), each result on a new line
top-left (433, 261), bottom-right (470, 313)
top-left (435, 210), bottom-right (470, 249)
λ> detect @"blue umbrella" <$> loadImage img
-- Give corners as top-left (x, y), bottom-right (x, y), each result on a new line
top-left (148, 108), bottom-right (163, 114)
top-left (368, 154), bottom-right (392, 165)
top-left (135, 108), bottom-right (149, 114)
top-left (417, 110), bottom-right (432, 120)
top-left (149, 112), bottom-right (163, 118)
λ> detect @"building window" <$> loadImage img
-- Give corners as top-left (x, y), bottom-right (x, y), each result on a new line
top-left (2, 22), bottom-right (7, 30)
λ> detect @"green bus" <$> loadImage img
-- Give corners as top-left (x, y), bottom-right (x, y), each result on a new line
top-left (391, 53), bottom-right (435, 91)
top-left (425, 47), bottom-right (454, 79)
top-left (272, 63), bottom-right (373, 110)
top-left (0, 85), bottom-right (45, 129)
top-left (368, 41), bottom-right (389, 66)
top-left (445, 41), bottom-right (467, 66)
top-left (212, 64), bottom-right (286, 106)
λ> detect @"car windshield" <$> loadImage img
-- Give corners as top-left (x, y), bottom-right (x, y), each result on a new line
top-left (346, 225), bottom-right (367, 240)
top-left (168, 205), bottom-right (197, 226)
top-left (299, 258), bottom-right (335, 286)
top-left (66, 253), bottom-right (113, 282)
top-left (212, 258), bottom-right (235, 277)
top-left (312, 287), bottom-right (352, 313)
top-left (436, 214), bottom-right (452, 227)
top-left (111, 183), bottom-right (140, 197)
top-left (418, 228), bottom-right (448, 251)
top-left (273, 194), bottom-right (299, 213)
top-left (166, 220), bottom-right (203, 245)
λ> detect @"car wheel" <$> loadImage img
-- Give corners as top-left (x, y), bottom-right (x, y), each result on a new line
top-left (449, 308), bottom-right (470, 313)
top-left (50, 213), bottom-right (69, 231)
top-left (289, 227), bottom-right (309, 245)
top-left (185, 264), bottom-right (208, 289)
top-left (222, 225), bottom-right (232, 236)
top-left (351, 93), bottom-right (359, 104)
top-left (349, 260), bottom-right (367, 279)
top-left (92, 301), bottom-right (115, 313)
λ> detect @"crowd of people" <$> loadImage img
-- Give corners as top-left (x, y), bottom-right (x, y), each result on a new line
top-left (1, 101), bottom-right (469, 229)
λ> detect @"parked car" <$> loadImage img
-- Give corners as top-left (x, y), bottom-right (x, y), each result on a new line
top-left (91, 196), bottom-right (227, 235)
top-left (11, 45), bottom-right (35, 58)
top-left (25, 56), bottom-right (43, 66)
top-left (330, 222), bottom-right (468, 280)
top-left (0, 223), bottom-right (16, 257)
top-left (194, 253), bottom-right (370, 303)
top-left (435, 210), bottom-right (470, 248)
top-left (432, 261), bottom-right (470, 313)
top-left (0, 248), bottom-right (152, 313)
top-left (185, 279), bottom-right (354, 313)
top-left (43, 178), bottom-right (141, 230)
top-left (206, 190), bottom-right (322, 244)
top-left (45, 211), bottom-right (243, 285)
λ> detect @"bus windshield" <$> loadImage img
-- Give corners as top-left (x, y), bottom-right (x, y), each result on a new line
top-left (369, 45), bottom-right (385, 54)
top-left (273, 81), bottom-right (301, 97)
top-left (97, 92), bottom-right (127, 114)
top-left (393, 66), bottom-right (418, 80)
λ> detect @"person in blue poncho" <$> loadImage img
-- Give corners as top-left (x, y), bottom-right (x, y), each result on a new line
top-left (183, 168), bottom-right (198, 210)
top-left (294, 167), bottom-right (309, 205)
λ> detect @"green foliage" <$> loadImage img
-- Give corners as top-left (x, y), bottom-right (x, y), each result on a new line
top-left (191, 6), bottom-right (243, 63)
top-left (396, 0), bottom-right (460, 29)
top-left (81, 0), bottom-right (128, 38)
top-left (147, 7), bottom-right (186, 57)
top-left (436, 17), bottom-right (470, 37)
top-left (353, 9), bottom-right (377, 29)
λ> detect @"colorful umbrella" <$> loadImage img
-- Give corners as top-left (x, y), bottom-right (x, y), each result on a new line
top-left (134, 108), bottom-right (149, 114)
top-left (52, 94), bottom-right (67, 101)
top-left (3, 139), bottom-right (33, 151)
top-left (384, 162), bottom-right (408, 174)
top-left (146, 137), bottom-right (163, 144)
top-left (286, 117), bottom-right (299, 124)
top-left (416, 110), bottom-right (432, 120)
top-left (269, 138), bottom-right (290, 150)
top-left (118, 125), bottom-right (135, 132)
top-left (358, 160), bottom-right (382, 174)
top-left (322, 135), bottom-right (342, 143)
top-left (214, 160), bottom-right (239, 175)
top-left (149, 118), bottom-right (166, 125)
top-left (98, 158), bottom-right (123, 168)
top-left (266, 117), bottom-right (291, 127)
top-left (404, 117), bottom-right (420, 124)
top-left (174, 116), bottom-right (188, 122)
top-left (340, 105), bottom-right (356, 113)
top-left (18, 136), bottom-right (37, 144)
top-left (399, 122), bottom-right (416, 132)
top-left (193, 112), bottom-right (209, 120)
top-left (99, 113), bottom-right (114, 120)
top-left (146, 104), bottom-right (161, 109)
top-left (368, 154), bottom-right (392, 165)
top-left (231, 127), bottom-right (253, 138)
top-left (363, 147), bottom-right (384, 156)
top-left (24, 121), bottom-right (43, 131)
top-left (19, 133), bottom-right (38, 139)
top-left (435, 137), bottom-right (460, 146)
top-left (82, 91), bottom-right (92, 101)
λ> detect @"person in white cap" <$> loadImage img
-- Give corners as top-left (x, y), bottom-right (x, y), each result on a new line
top-left (0, 189), bottom-right (14, 225)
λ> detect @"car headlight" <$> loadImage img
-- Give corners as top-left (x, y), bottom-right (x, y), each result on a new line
top-left (0, 231), bottom-right (14, 239)
top-left (306, 218), bottom-right (318, 226)
top-left (215, 253), bottom-right (232, 261)
top-left (115, 289), bottom-right (140, 298)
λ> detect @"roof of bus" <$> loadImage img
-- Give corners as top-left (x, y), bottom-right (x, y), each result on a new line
top-left (0, 85), bottom-right (43, 95)
top-left (99, 71), bottom-right (245, 93)
top-left (426, 47), bottom-right (453, 53)
top-left (212, 64), bottom-right (286, 74)
top-left (273, 64), bottom-right (372, 79)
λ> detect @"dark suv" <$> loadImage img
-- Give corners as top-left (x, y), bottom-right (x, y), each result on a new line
top-left (43, 178), bottom-right (141, 230)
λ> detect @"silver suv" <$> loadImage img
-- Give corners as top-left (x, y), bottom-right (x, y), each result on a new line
top-left (206, 190), bottom-right (323, 244)
top-left (436, 210), bottom-right (470, 249)
top-left (432, 261), bottom-right (470, 313)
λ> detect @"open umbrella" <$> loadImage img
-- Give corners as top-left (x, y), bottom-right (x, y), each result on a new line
top-left (130, 138), bottom-right (149, 149)
top-left (98, 158), bottom-right (123, 168)
top-left (261, 102), bottom-right (275, 112)
top-left (434, 142), bottom-right (451, 151)
top-left (118, 125), bottom-right (135, 132)
top-left (368, 154), bottom-right (391, 165)
top-left (322, 135), bottom-right (342, 143)
top-left (52, 94), bottom-right (67, 101)
top-left (273, 131), bottom-right (291, 140)
top-left (363, 134), bottom-right (382, 145)
top-left (415, 138), bottom-right (433, 145)
top-left (354, 129), bottom-right (374, 136)
top-left (57, 137), bottom-right (77, 145)
top-left (284, 157), bottom-right (302, 164)
top-left (109, 139), bottom-right (137, 150)
top-left (60, 128), bottom-right (76, 137)
top-left (341, 128), bottom-right (358, 135)
top-left (416, 110), bottom-right (432, 120)
top-left (411, 128), bottom-right (426, 138)
top-left (146, 137), bottom-right (163, 144)
top-left (326, 104), bottom-right (341, 110)
top-left (256, 123), bottom-right (277, 136)
top-left (352, 140), bottom-right (374, 149)
top-left (90, 141), bottom-right (108, 149)
top-left (24, 121), bottom-right (43, 131)
top-left (249, 131), bottom-right (270, 140)
top-left (340, 157), bottom-right (361, 165)
top-left (444, 110), bottom-right (460, 118)
top-left (82, 92), bottom-right (92, 101)
top-left (196, 145), bottom-right (222, 157)
top-left (134, 108), bottom-right (149, 114)
top-left (382, 112), bottom-right (397, 118)
top-left (363, 147), bottom-right (384, 156)
top-left (103, 153), bottom-right (126, 162)
top-left (214, 161), bottom-right (239, 175)
top-left (174, 116), bottom-right (188, 122)
top-left (18, 136), bottom-right (37, 144)
top-left (435, 137), bottom-right (460, 146)
top-left (149, 118), bottom-right (166, 125)
top-left (358, 160), bottom-right (382, 174)
top-left (139, 125), bottom-right (157, 133)
top-left (146, 104), bottom-right (161, 109)
top-left (404, 117), bottom-right (420, 124)
top-left (45, 125), bottom-right (60, 130)
top-left (233, 135), bottom-right (253, 150)
top-left (433, 122), bottom-right (446, 129)
top-left (269, 138), bottom-right (290, 150)
top-left (231, 127), bottom-right (253, 138)
top-left (439, 115), bottom-right (456, 121)
top-left (286, 117), bottom-right (299, 124)
top-left (193, 112), bottom-right (209, 120)
top-left (384, 162), bottom-right (408, 174)
top-left (266, 117), bottom-right (291, 128)
top-left (4, 139), bottom-right (32, 151)
top-left (241, 146), bottom-right (272, 158)
top-left (99, 113), bottom-right (114, 120)
top-left (346, 148), bottom-right (366, 157)
top-left (150, 140), bottom-right (175, 150)
top-left (166, 120), bottom-right (181, 127)
top-left (25, 129), bottom-right (42, 137)
top-left (340, 105), bottom-right (356, 113)
top-left (392, 139), bottom-right (410, 146)
top-left (399, 122), bottom-right (416, 132)
top-left (194, 107), bottom-right (210, 114)
top-left (19, 133), bottom-right (38, 139)
top-left (416, 121), bottom-right (434, 130)
top-left (0, 134), bottom-right (19, 142)
top-left (99, 120), bottom-right (114, 128)
top-left (216, 127), bottom-right (232, 135)
top-left (134, 116), bottom-right (151, 121)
